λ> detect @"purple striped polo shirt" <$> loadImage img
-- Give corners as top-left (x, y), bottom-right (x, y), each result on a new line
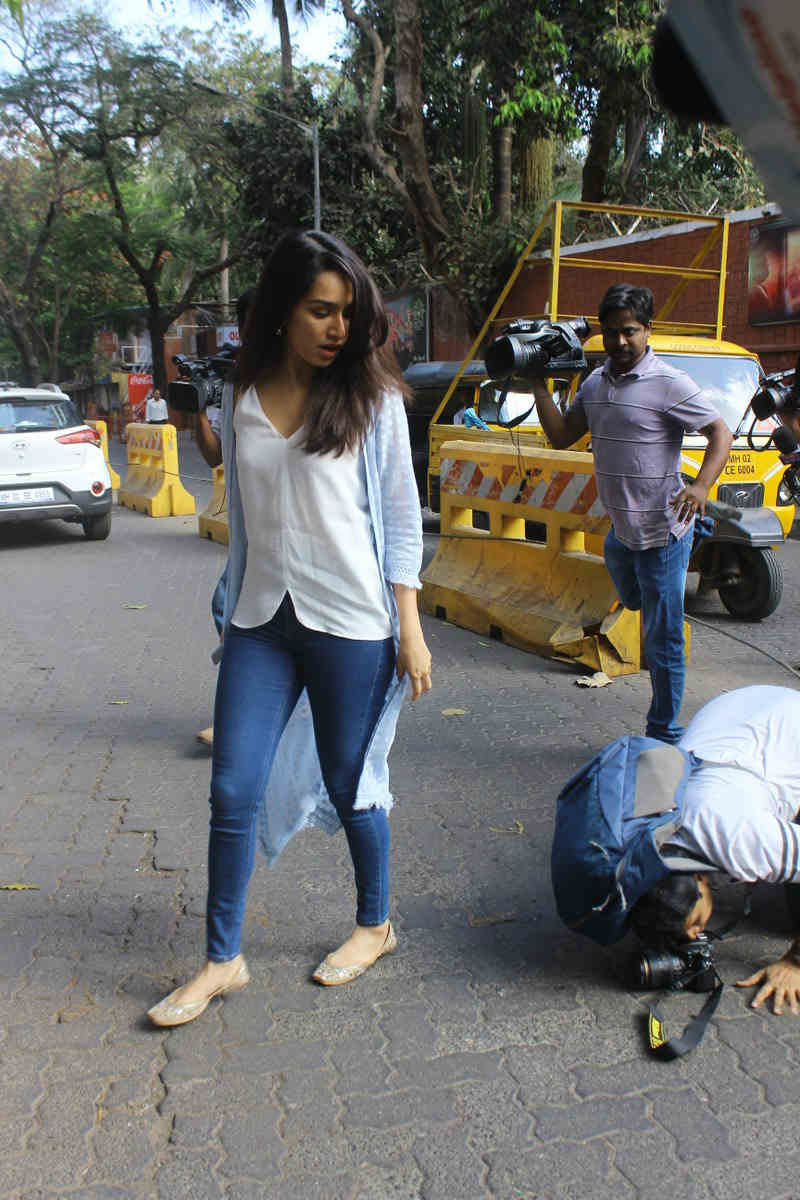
top-left (570, 347), bottom-right (723, 551)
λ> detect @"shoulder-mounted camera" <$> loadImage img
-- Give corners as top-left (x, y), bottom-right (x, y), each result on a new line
top-left (484, 317), bottom-right (590, 381)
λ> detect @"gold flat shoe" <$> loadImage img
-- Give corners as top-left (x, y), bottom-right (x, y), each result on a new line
top-left (311, 923), bottom-right (397, 987)
top-left (196, 727), bottom-right (214, 748)
top-left (147, 957), bottom-right (250, 1027)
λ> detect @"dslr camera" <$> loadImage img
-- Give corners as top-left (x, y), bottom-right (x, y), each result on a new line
top-left (167, 345), bottom-right (238, 415)
top-left (484, 317), bottom-right (590, 381)
top-left (628, 932), bottom-right (717, 994)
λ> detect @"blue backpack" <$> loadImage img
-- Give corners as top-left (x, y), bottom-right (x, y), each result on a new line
top-left (551, 736), bottom-right (704, 945)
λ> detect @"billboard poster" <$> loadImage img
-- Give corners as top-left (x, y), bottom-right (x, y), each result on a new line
top-left (748, 222), bottom-right (800, 325)
top-left (384, 290), bottom-right (429, 369)
top-left (127, 372), bottom-right (153, 423)
top-left (216, 324), bottom-right (240, 347)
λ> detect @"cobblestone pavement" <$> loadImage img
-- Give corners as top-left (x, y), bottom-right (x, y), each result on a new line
top-left (2, 438), bottom-right (800, 1199)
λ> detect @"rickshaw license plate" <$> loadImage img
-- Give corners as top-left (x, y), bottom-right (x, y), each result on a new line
top-left (722, 452), bottom-right (756, 476)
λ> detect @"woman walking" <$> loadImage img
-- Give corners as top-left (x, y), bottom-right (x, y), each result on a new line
top-left (148, 231), bottom-right (431, 1027)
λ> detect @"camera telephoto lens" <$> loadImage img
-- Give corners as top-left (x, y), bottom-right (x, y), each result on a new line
top-left (751, 383), bottom-right (785, 421)
top-left (485, 335), bottom-right (549, 380)
top-left (627, 950), bottom-right (683, 990)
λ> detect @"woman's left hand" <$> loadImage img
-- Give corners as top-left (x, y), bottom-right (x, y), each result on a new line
top-left (396, 631), bottom-right (432, 700)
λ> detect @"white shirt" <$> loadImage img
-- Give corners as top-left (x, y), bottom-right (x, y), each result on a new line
top-left (146, 394), bottom-right (168, 422)
top-left (231, 385), bottom-right (392, 639)
top-left (667, 686), bottom-right (800, 883)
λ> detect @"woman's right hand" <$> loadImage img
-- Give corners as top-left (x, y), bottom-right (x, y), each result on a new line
top-left (396, 630), bottom-right (432, 700)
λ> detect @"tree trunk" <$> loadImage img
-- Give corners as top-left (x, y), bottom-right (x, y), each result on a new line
top-left (582, 84), bottom-right (619, 203)
top-left (273, 0), bottom-right (293, 100)
top-left (147, 307), bottom-right (169, 398)
top-left (620, 108), bottom-right (648, 202)
top-left (391, 0), bottom-right (449, 262)
top-left (521, 138), bottom-right (554, 210)
top-left (491, 120), bottom-right (512, 224)
top-left (0, 299), bottom-right (43, 385)
top-left (219, 234), bottom-right (230, 308)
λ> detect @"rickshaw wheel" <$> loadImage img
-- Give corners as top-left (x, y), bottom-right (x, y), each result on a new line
top-left (718, 546), bottom-right (783, 621)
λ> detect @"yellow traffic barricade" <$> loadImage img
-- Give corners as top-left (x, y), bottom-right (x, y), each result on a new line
top-left (118, 423), bottom-right (195, 518)
top-left (87, 419), bottom-right (120, 491)
top-left (422, 439), bottom-right (690, 677)
top-left (198, 465), bottom-right (229, 545)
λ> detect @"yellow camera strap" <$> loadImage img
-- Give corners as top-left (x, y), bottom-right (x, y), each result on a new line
top-left (647, 979), bottom-right (723, 1059)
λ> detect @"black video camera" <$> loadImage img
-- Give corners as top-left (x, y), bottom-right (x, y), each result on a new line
top-left (746, 353), bottom-right (800, 460)
top-left (484, 317), bottom-right (590, 381)
top-left (167, 346), bottom-right (237, 414)
top-left (751, 363), bottom-right (800, 425)
top-left (627, 932), bottom-right (717, 994)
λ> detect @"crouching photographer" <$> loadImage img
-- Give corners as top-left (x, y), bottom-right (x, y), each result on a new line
top-left (552, 685), bottom-right (800, 1034)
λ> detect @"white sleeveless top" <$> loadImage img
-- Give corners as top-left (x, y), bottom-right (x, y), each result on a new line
top-left (231, 384), bottom-right (392, 639)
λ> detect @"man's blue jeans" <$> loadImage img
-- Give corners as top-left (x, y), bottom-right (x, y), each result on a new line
top-left (603, 526), bottom-right (693, 745)
top-left (208, 593), bottom-right (395, 962)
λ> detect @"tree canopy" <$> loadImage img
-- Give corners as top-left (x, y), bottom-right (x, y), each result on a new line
top-left (0, 0), bottom-right (768, 382)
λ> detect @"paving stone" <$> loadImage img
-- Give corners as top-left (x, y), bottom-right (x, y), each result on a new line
top-left (608, 1129), bottom-right (711, 1200)
top-left (0, 1152), bottom-right (43, 1195)
top-left (342, 1087), bottom-right (458, 1131)
top-left (222, 1037), bottom-right (328, 1074)
top-left (391, 1050), bottom-right (504, 1091)
top-left (329, 1034), bottom-right (392, 1096)
top-left (378, 1002), bottom-right (439, 1059)
top-left (396, 894), bottom-right (447, 929)
top-left (412, 1126), bottom-right (489, 1200)
top-left (715, 1015), bottom-right (798, 1075)
top-left (453, 1078), bottom-right (533, 1155)
top-left (504, 1043), bottom-right (576, 1108)
top-left (705, 1149), bottom-right (800, 1200)
top-left (488, 1137), bottom-right (636, 1199)
top-left (86, 1109), bottom-right (160, 1183)
top-left (170, 1110), bottom-right (220, 1148)
top-left (649, 1087), bottom-right (739, 1162)
top-left (155, 1146), bottom-right (224, 1199)
top-left (533, 1094), bottom-right (651, 1141)
top-left (278, 1074), bottom-right (342, 1147)
top-left (217, 1108), bottom-right (285, 1177)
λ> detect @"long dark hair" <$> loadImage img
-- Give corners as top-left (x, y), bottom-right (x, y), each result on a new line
top-left (236, 230), bottom-right (410, 456)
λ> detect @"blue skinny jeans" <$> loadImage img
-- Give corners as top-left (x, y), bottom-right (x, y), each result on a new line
top-left (603, 525), bottom-right (693, 745)
top-left (208, 593), bottom-right (395, 962)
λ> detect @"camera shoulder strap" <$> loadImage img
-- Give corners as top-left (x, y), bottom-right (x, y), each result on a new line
top-left (647, 979), bottom-right (723, 1059)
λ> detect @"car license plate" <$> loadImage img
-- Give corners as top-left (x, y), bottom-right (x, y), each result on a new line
top-left (0, 486), bottom-right (55, 505)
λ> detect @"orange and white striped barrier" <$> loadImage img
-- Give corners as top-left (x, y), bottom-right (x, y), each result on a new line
top-left (423, 440), bottom-right (688, 677)
top-left (118, 423), bottom-right (195, 518)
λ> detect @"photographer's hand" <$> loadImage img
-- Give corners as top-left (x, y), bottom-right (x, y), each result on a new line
top-left (670, 480), bottom-right (709, 523)
top-left (736, 947), bottom-right (800, 1015)
top-left (670, 417), bottom-right (733, 523)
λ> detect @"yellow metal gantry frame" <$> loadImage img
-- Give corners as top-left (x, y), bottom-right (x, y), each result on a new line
top-left (432, 200), bottom-right (730, 423)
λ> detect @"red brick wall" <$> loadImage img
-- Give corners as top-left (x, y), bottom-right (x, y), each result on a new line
top-left (500, 216), bottom-right (800, 373)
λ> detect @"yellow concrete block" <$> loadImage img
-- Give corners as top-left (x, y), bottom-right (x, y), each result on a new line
top-left (198, 465), bottom-right (229, 545)
top-left (118, 423), bottom-right (196, 518)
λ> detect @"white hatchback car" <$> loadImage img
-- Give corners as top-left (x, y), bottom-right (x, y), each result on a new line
top-left (0, 385), bottom-right (112, 539)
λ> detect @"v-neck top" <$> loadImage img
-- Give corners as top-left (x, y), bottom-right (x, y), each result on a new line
top-left (231, 384), bottom-right (391, 638)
